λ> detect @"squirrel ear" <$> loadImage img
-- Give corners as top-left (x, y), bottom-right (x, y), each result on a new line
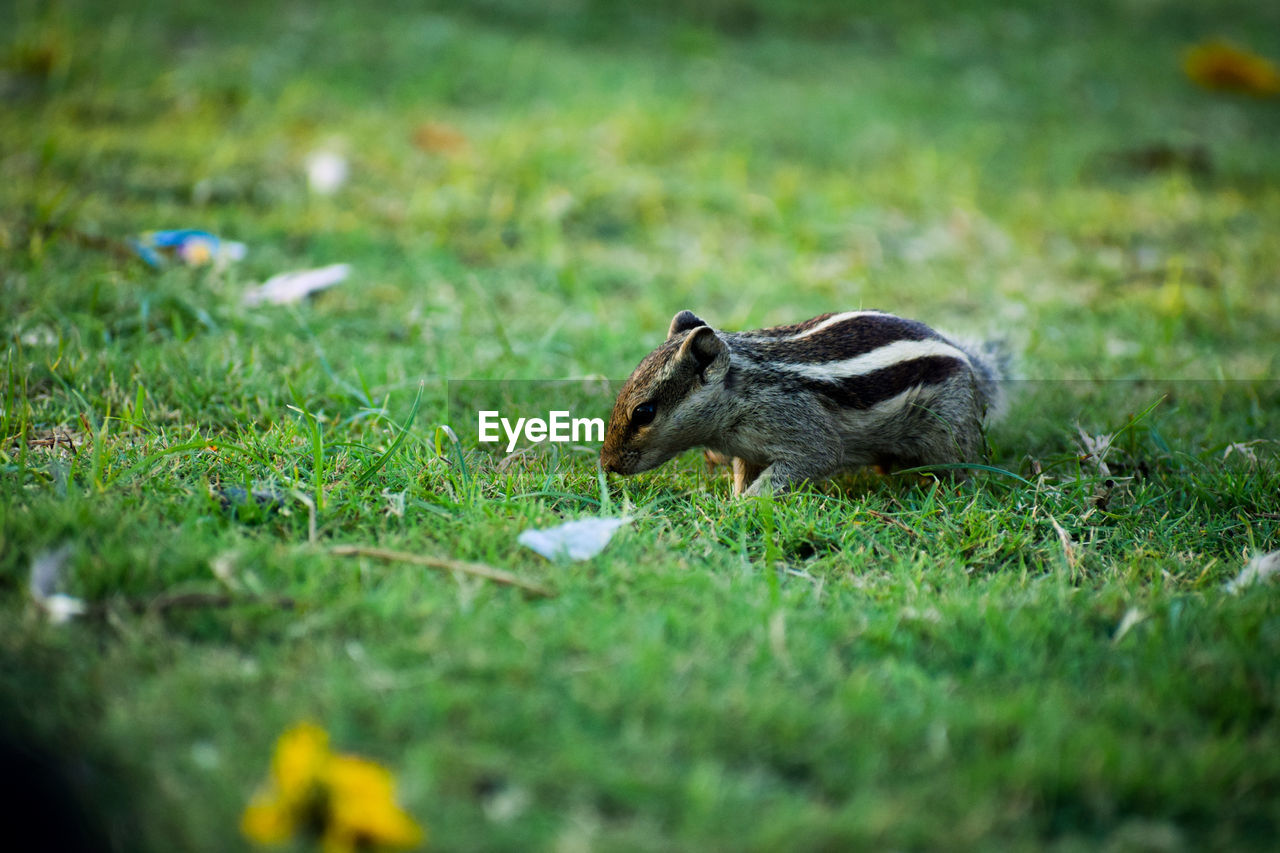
top-left (677, 325), bottom-right (725, 371)
top-left (668, 310), bottom-right (708, 340)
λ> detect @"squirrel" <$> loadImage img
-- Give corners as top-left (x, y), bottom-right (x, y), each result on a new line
top-left (600, 309), bottom-right (1007, 497)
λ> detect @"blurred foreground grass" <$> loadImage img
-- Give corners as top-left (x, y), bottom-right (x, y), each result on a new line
top-left (2, 1), bottom-right (1279, 850)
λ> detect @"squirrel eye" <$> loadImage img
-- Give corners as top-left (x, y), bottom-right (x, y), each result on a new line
top-left (631, 402), bottom-right (657, 427)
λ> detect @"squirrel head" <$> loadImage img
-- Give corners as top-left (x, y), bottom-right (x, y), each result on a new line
top-left (600, 310), bottom-right (729, 476)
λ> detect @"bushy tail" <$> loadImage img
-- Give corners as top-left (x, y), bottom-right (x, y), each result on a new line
top-left (956, 336), bottom-right (1014, 423)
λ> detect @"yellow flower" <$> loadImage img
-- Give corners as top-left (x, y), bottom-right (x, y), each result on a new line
top-left (1183, 39), bottom-right (1280, 96)
top-left (241, 722), bottom-right (425, 852)
top-left (273, 722), bottom-right (332, 803)
top-left (242, 723), bottom-right (330, 844)
top-left (323, 756), bottom-right (425, 853)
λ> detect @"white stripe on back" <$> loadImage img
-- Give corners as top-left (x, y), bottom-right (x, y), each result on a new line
top-left (771, 338), bottom-right (971, 381)
top-left (782, 310), bottom-right (885, 340)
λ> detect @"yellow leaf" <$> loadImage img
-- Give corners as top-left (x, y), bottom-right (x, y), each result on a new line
top-left (413, 121), bottom-right (469, 155)
top-left (1184, 39), bottom-right (1280, 96)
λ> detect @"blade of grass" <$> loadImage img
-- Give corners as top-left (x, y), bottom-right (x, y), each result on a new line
top-left (892, 462), bottom-right (1034, 487)
top-left (758, 495), bottom-right (782, 605)
top-left (89, 404), bottom-right (110, 491)
top-left (510, 490), bottom-right (602, 507)
top-left (352, 382), bottom-right (423, 488)
top-left (107, 437), bottom-right (275, 486)
top-left (286, 384), bottom-right (327, 513)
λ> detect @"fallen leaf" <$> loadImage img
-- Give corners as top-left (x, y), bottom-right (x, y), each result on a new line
top-left (1184, 39), bottom-right (1280, 97)
top-left (413, 122), bottom-right (469, 155)
top-left (1221, 440), bottom-right (1276, 468)
top-left (1075, 426), bottom-right (1115, 477)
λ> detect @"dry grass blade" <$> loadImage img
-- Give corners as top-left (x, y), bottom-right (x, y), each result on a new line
top-left (1048, 514), bottom-right (1079, 572)
top-left (864, 508), bottom-right (920, 538)
top-left (330, 545), bottom-right (556, 598)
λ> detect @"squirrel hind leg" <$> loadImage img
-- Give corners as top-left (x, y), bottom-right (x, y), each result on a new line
top-left (704, 449), bottom-right (732, 470)
top-left (732, 458), bottom-right (766, 496)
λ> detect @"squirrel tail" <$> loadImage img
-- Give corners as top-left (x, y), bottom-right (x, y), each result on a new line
top-left (955, 336), bottom-right (1015, 423)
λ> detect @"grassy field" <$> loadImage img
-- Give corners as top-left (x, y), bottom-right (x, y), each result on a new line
top-left (3, 0), bottom-right (1279, 849)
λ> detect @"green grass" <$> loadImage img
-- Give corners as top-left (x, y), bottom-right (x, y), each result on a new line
top-left (3, 0), bottom-right (1279, 849)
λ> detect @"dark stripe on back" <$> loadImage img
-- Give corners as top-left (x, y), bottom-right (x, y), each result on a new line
top-left (733, 314), bottom-right (940, 364)
top-left (799, 356), bottom-right (965, 409)
top-left (743, 313), bottom-right (839, 337)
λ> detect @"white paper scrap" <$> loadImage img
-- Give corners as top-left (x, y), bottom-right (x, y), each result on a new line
top-left (306, 150), bottom-right (349, 195)
top-left (242, 263), bottom-right (351, 307)
top-left (1225, 550), bottom-right (1280, 593)
top-left (29, 545), bottom-right (86, 623)
top-left (517, 517), bottom-right (628, 562)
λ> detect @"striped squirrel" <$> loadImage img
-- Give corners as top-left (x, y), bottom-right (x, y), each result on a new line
top-left (600, 309), bottom-right (1006, 496)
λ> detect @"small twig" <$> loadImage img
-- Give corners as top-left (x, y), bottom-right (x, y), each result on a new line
top-left (330, 545), bottom-right (556, 598)
top-left (23, 432), bottom-right (81, 455)
top-left (864, 509), bottom-right (920, 538)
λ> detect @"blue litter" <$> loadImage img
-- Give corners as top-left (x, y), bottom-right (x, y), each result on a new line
top-left (130, 229), bottom-right (247, 268)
